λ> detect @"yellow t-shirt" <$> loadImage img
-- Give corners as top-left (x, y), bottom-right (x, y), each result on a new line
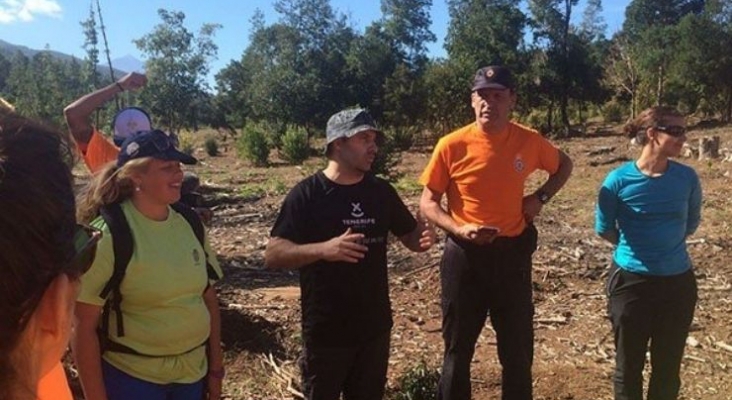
top-left (78, 200), bottom-right (223, 384)
top-left (420, 121), bottom-right (560, 237)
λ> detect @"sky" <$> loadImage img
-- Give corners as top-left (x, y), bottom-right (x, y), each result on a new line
top-left (0, 0), bottom-right (632, 83)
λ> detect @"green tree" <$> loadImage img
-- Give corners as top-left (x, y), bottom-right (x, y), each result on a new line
top-left (671, 1), bottom-right (732, 120)
top-left (603, 34), bottom-right (640, 118)
top-left (80, 2), bottom-right (99, 90)
top-left (528, 0), bottom-right (581, 135)
top-left (422, 58), bottom-right (474, 134)
top-left (445, 0), bottom-right (528, 68)
top-left (380, 0), bottom-right (436, 69)
top-left (623, 0), bottom-right (704, 40)
top-left (0, 52), bottom-right (10, 93)
top-left (134, 9), bottom-right (220, 133)
top-left (619, 0), bottom-right (706, 108)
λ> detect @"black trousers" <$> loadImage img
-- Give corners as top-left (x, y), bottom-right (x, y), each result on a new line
top-left (300, 330), bottom-right (391, 400)
top-left (606, 264), bottom-right (697, 400)
top-left (438, 225), bottom-right (538, 400)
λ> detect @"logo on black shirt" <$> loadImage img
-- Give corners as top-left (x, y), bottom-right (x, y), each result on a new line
top-left (351, 202), bottom-right (364, 218)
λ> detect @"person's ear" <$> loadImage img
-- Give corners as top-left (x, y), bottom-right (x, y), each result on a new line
top-left (33, 274), bottom-right (77, 374)
top-left (646, 126), bottom-right (657, 143)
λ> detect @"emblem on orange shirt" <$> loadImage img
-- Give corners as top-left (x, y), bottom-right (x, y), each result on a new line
top-left (514, 155), bottom-right (525, 172)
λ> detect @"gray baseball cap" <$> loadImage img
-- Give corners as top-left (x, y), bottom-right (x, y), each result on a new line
top-left (325, 109), bottom-right (383, 151)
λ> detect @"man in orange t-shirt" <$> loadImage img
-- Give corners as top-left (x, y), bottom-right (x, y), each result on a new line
top-left (64, 74), bottom-right (212, 223)
top-left (419, 65), bottom-right (573, 400)
top-left (64, 72), bottom-right (149, 173)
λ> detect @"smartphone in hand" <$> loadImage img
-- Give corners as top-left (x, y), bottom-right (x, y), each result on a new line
top-left (477, 226), bottom-right (500, 236)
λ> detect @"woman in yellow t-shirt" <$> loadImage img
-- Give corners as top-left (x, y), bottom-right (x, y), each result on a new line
top-left (73, 130), bottom-right (224, 400)
top-left (0, 111), bottom-right (99, 400)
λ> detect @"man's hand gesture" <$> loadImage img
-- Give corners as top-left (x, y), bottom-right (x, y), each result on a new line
top-left (321, 228), bottom-right (368, 263)
top-left (117, 72), bottom-right (147, 92)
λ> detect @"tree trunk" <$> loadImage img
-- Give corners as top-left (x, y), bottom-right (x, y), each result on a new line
top-left (699, 136), bottom-right (720, 160)
top-left (546, 102), bottom-right (554, 134)
top-left (656, 64), bottom-right (665, 107)
top-left (725, 85), bottom-right (732, 123)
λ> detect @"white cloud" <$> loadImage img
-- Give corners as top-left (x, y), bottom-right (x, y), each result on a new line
top-left (0, 0), bottom-right (62, 24)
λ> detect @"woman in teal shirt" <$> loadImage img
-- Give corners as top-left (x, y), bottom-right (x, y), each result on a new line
top-left (595, 106), bottom-right (701, 400)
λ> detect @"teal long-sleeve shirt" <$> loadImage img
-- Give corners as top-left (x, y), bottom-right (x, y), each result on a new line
top-left (595, 160), bottom-right (702, 276)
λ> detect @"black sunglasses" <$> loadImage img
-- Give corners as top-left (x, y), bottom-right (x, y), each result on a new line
top-left (149, 131), bottom-right (180, 152)
top-left (66, 224), bottom-right (102, 277)
top-left (653, 125), bottom-right (687, 137)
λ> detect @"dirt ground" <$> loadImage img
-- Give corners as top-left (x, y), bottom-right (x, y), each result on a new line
top-left (72, 124), bottom-right (732, 399)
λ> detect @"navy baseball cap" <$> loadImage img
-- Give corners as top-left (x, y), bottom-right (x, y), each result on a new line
top-left (471, 65), bottom-right (516, 91)
top-left (117, 129), bottom-right (197, 167)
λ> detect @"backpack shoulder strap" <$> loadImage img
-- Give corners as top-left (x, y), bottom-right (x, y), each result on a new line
top-left (170, 202), bottom-right (218, 281)
top-left (98, 202), bottom-right (133, 338)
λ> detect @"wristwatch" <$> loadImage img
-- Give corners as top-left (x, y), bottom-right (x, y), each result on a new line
top-left (535, 190), bottom-right (550, 204)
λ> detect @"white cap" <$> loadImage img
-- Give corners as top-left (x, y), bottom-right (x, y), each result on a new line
top-left (111, 107), bottom-right (152, 146)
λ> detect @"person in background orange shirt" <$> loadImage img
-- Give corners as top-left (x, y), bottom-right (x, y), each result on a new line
top-left (64, 72), bottom-right (149, 173)
top-left (64, 73), bottom-right (212, 224)
top-left (0, 109), bottom-right (101, 400)
top-left (419, 65), bottom-right (573, 400)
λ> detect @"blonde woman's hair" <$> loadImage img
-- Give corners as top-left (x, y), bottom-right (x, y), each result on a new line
top-left (77, 158), bottom-right (152, 224)
top-left (623, 106), bottom-right (683, 146)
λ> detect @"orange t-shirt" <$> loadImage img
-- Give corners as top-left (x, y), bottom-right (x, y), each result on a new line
top-left (77, 129), bottom-right (120, 173)
top-left (420, 121), bottom-right (560, 237)
top-left (37, 362), bottom-right (73, 400)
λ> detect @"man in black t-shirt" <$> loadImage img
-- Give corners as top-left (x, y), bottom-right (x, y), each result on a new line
top-left (266, 108), bottom-right (435, 400)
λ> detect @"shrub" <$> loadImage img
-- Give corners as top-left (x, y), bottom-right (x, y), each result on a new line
top-left (385, 126), bottom-right (416, 152)
top-left (391, 361), bottom-right (440, 400)
top-left (602, 100), bottom-right (625, 123)
top-left (180, 137), bottom-right (195, 156)
top-left (371, 135), bottom-right (401, 181)
top-left (237, 125), bottom-right (270, 166)
top-left (523, 109), bottom-right (547, 130)
top-left (204, 137), bottom-right (219, 156)
top-left (280, 126), bottom-right (310, 165)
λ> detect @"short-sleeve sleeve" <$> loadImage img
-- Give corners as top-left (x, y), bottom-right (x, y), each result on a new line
top-left (83, 129), bottom-right (120, 174)
top-left (384, 182), bottom-right (417, 237)
top-left (270, 183), bottom-right (309, 243)
top-left (419, 138), bottom-right (451, 194)
top-left (77, 217), bottom-right (114, 306)
top-left (533, 134), bottom-right (560, 174)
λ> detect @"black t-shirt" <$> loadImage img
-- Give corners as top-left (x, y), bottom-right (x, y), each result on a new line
top-left (270, 171), bottom-right (417, 347)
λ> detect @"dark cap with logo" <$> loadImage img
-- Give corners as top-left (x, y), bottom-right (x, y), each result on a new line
top-left (471, 65), bottom-right (516, 91)
top-left (117, 129), bottom-right (197, 167)
top-left (325, 108), bottom-right (384, 150)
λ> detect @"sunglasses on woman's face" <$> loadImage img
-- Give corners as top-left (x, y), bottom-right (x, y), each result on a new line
top-left (67, 224), bottom-right (102, 277)
top-left (653, 125), bottom-right (687, 137)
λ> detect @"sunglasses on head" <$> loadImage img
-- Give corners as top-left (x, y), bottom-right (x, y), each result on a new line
top-left (150, 131), bottom-right (180, 151)
top-left (66, 224), bottom-right (102, 277)
top-left (653, 125), bottom-right (686, 137)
